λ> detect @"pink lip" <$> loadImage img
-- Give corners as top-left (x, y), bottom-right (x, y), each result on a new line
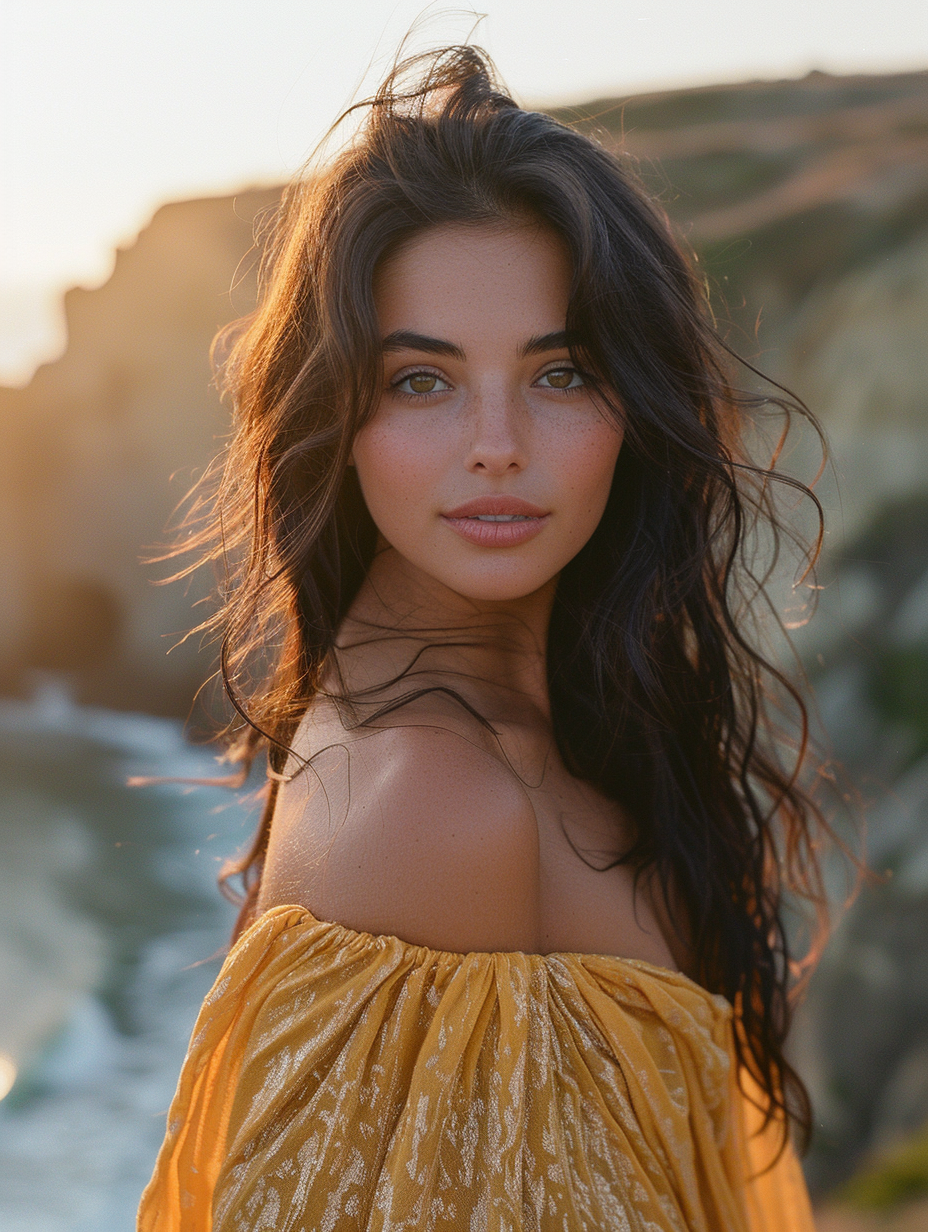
top-left (440, 496), bottom-right (550, 548)
top-left (443, 496), bottom-right (549, 518)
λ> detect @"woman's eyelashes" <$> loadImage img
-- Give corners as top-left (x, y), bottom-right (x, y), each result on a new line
top-left (387, 363), bottom-right (586, 401)
top-left (390, 368), bottom-right (452, 398)
top-left (535, 365), bottom-right (585, 391)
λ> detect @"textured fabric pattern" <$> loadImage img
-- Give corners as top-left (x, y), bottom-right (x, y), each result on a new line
top-left (137, 905), bottom-right (815, 1231)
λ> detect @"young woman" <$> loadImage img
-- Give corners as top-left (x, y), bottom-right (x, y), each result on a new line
top-left (138, 45), bottom-right (830, 1231)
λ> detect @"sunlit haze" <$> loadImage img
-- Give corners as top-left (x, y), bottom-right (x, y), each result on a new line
top-left (3, 0), bottom-right (926, 383)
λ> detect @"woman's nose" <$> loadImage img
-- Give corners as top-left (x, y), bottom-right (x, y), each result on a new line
top-left (463, 385), bottom-right (526, 475)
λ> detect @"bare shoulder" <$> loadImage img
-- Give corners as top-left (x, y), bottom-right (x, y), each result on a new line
top-left (257, 705), bottom-right (541, 953)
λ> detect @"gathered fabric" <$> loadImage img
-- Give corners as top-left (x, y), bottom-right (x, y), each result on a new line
top-left (137, 905), bottom-right (815, 1231)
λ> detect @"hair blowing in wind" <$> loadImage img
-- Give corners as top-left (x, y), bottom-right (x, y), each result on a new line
top-left (164, 44), bottom-right (847, 1154)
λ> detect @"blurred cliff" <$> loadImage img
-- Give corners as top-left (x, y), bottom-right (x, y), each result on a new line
top-left (557, 67), bottom-right (928, 546)
top-left (0, 67), bottom-right (927, 1218)
top-left (0, 187), bottom-right (279, 718)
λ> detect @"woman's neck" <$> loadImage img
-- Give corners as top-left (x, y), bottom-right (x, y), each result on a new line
top-left (331, 540), bottom-right (558, 726)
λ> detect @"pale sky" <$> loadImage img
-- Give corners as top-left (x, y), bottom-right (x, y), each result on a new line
top-left (3, 0), bottom-right (927, 384)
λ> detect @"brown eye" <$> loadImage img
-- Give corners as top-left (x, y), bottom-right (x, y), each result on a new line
top-left (409, 374), bottom-right (438, 393)
top-left (393, 371), bottom-right (450, 396)
top-left (540, 367), bottom-right (582, 390)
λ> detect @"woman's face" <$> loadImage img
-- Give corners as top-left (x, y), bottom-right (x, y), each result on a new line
top-left (351, 221), bottom-right (624, 604)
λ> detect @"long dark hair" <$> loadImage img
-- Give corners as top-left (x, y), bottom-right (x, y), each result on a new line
top-left (171, 45), bottom-right (840, 1152)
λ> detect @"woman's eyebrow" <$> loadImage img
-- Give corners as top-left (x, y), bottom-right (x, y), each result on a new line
top-left (381, 330), bottom-right (465, 360)
top-left (521, 331), bottom-right (573, 357)
top-left (380, 329), bottom-right (578, 360)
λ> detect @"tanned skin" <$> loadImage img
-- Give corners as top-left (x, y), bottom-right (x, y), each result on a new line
top-left (259, 221), bottom-right (689, 974)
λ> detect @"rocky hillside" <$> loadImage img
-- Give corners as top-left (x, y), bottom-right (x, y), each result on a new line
top-left (555, 68), bottom-right (928, 538)
top-left (0, 187), bottom-right (279, 718)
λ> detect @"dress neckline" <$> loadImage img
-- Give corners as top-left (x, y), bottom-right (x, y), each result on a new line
top-left (252, 903), bottom-right (730, 1010)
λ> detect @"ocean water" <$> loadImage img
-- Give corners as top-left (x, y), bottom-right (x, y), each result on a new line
top-left (0, 687), bottom-right (257, 1230)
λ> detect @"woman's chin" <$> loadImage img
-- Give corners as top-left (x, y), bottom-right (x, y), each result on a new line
top-left (375, 540), bottom-right (563, 605)
top-left (432, 566), bottom-right (560, 605)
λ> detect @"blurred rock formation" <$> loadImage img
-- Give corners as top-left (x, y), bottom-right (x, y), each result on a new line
top-left (0, 187), bottom-right (279, 718)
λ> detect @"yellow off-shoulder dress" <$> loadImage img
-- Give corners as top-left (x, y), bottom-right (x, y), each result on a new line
top-left (137, 905), bottom-right (816, 1231)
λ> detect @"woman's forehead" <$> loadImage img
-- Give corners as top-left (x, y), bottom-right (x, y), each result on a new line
top-left (373, 222), bottom-right (572, 348)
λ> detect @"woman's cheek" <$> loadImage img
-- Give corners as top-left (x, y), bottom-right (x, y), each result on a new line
top-left (352, 420), bottom-right (447, 537)
top-left (555, 422), bottom-right (623, 529)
